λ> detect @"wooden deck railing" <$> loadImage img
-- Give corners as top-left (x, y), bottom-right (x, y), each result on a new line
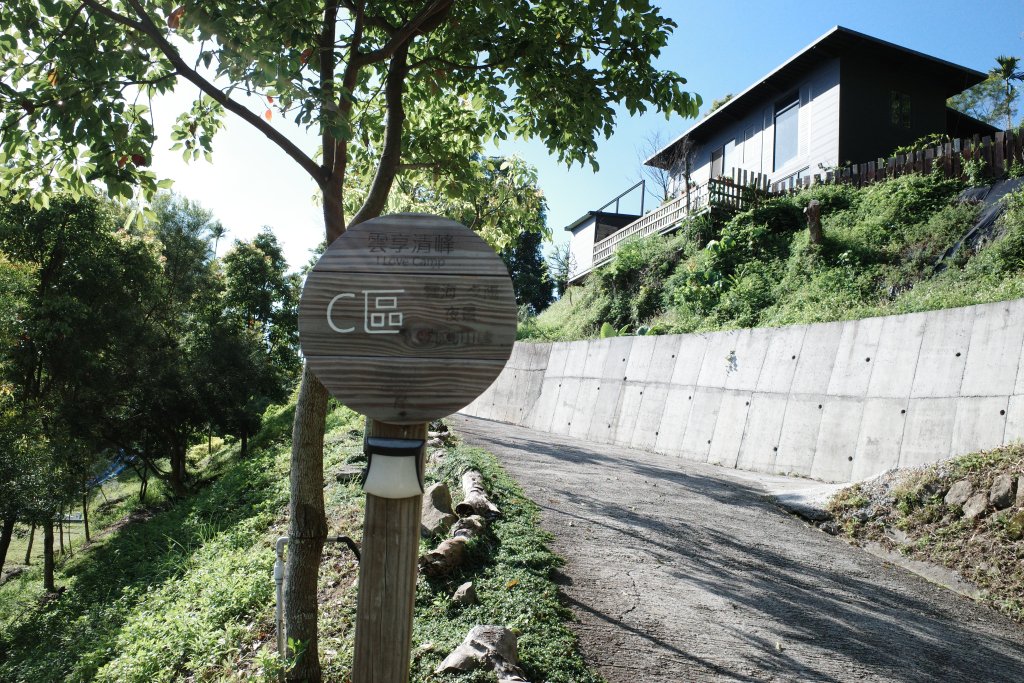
top-left (592, 174), bottom-right (768, 268)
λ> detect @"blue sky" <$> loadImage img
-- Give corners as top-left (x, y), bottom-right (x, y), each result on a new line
top-left (148, 1), bottom-right (1024, 269)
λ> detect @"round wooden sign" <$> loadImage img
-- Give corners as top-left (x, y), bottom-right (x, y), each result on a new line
top-left (298, 214), bottom-right (517, 424)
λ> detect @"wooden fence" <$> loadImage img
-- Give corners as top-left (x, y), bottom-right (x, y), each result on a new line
top-left (772, 129), bottom-right (1024, 193)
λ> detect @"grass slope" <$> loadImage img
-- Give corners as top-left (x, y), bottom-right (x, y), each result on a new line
top-left (825, 445), bottom-right (1024, 623)
top-left (0, 396), bottom-right (599, 682)
top-left (526, 173), bottom-right (1024, 340)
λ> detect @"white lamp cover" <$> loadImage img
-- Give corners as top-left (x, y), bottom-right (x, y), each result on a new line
top-left (362, 436), bottom-right (424, 499)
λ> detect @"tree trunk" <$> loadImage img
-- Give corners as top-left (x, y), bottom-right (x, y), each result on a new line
top-left (43, 521), bottom-right (55, 592)
top-left (168, 443), bottom-right (188, 498)
top-left (83, 492), bottom-right (91, 543)
top-left (804, 200), bottom-right (823, 246)
top-left (0, 517), bottom-right (15, 576)
top-left (284, 364), bottom-right (330, 682)
top-left (240, 431), bottom-right (248, 458)
top-left (24, 523), bottom-right (35, 564)
top-left (139, 463), bottom-right (149, 503)
top-left (58, 506), bottom-right (64, 555)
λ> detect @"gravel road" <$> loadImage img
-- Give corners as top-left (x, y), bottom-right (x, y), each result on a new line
top-left (452, 414), bottom-right (1024, 683)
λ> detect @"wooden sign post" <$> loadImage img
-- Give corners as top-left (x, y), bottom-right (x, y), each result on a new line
top-left (298, 214), bottom-right (517, 683)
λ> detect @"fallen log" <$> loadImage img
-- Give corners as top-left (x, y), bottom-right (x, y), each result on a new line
top-left (436, 625), bottom-right (530, 683)
top-left (420, 536), bottom-right (468, 577)
top-left (420, 514), bottom-right (488, 576)
top-left (451, 515), bottom-right (486, 539)
top-left (455, 470), bottom-right (499, 517)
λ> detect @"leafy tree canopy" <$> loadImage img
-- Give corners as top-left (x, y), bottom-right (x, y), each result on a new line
top-left (0, 1), bottom-right (699, 218)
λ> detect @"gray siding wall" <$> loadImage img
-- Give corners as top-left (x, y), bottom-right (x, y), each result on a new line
top-left (567, 217), bottom-right (596, 281)
top-left (668, 58), bottom-right (840, 191)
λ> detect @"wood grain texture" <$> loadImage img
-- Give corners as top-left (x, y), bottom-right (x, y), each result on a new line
top-left (353, 420), bottom-right (426, 683)
top-left (298, 271), bottom-right (516, 360)
top-left (298, 213), bottom-right (517, 423)
top-left (314, 214), bottom-right (511, 276)
top-left (305, 357), bottom-right (507, 423)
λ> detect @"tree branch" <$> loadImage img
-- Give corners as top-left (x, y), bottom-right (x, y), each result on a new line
top-left (353, 0), bottom-right (451, 67)
top-left (349, 43), bottom-right (410, 227)
top-left (320, 0), bottom-right (340, 177)
top-left (84, 0), bottom-right (325, 185)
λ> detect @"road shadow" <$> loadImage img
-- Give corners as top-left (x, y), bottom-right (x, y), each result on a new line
top-left (454, 415), bottom-right (1024, 683)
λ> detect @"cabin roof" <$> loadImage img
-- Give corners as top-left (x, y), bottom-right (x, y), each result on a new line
top-left (646, 26), bottom-right (988, 169)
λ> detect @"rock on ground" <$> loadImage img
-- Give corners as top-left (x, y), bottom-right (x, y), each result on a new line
top-left (963, 492), bottom-right (989, 520)
top-left (436, 625), bottom-right (529, 683)
top-left (989, 474), bottom-right (1015, 509)
top-left (944, 478), bottom-right (973, 507)
top-left (421, 482), bottom-right (457, 538)
top-left (453, 581), bottom-right (477, 606)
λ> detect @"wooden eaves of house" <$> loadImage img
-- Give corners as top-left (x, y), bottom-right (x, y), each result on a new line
top-left (565, 25), bottom-right (997, 286)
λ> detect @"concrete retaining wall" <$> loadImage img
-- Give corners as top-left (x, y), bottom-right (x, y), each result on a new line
top-left (462, 298), bottom-right (1024, 483)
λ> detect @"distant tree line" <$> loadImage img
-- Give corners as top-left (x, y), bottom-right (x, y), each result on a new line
top-left (0, 193), bottom-right (300, 587)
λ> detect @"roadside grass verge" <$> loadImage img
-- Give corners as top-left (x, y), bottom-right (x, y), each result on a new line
top-left (825, 444), bottom-right (1024, 622)
top-left (409, 444), bottom-right (602, 683)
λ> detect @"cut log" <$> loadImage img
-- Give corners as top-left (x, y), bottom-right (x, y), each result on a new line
top-left (422, 482), bottom-right (458, 538)
top-left (420, 512), bottom-right (488, 576)
top-left (451, 515), bottom-right (486, 539)
top-left (436, 625), bottom-right (531, 683)
top-left (455, 470), bottom-right (499, 517)
top-left (419, 536), bottom-right (468, 577)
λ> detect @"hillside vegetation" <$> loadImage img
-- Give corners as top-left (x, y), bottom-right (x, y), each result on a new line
top-left (526, 172), bottom-right (1024, 340)
top-left (0, 396), bottom-right (598, 683)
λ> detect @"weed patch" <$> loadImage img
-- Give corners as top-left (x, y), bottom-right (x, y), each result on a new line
top-left (824, 444), bottom-right (1024, 622)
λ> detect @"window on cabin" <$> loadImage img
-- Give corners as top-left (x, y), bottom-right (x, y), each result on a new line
top-left (710, 146), bottom-right (724, 178)
top-left (742, 127), bottom-right (756, 163)
top-left (773, 95), bottom-right (799, 171)
top-left (891, 91), bottom-right (911, 128)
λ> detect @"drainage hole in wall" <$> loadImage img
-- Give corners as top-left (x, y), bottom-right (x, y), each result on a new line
top-left (689, 396), bottom-right (692, 400)
top-left (792, 355), bottom-right (796, 360)
top-left (848, 456), bottom-right (853, 462)
top-left (818, 404), bottom-right (823, 409)
top-left (773, 446), bottom-right (778, 452)
top-left (623, 376), bottom-right (628, 381)
top-left (745, 401), bottom-right (749, 406)
top-left (901, 409), bottom-right (906, 414)
top-left (1001, 409), bottom-right (1006, 415)
top-left (655, 431), bottom-right (659, 436)
top-left (956, 352), bottom-right (961, 357)
top-left (865, 357), bottom-right (871, 362)
top-left (707, 439), bottom-right (711, 444)
top-left (640, 391), bottom-right (644, 395)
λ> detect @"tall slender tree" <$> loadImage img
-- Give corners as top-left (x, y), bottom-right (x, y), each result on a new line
top-left (0, 4), bottom-right (699, 678)
top-left (994, 55), bottom-right (1023, 130)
